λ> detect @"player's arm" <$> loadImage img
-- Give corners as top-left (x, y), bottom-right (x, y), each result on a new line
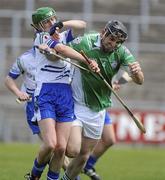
top-left (120, 46), bottom-right (144, 85)
top-left (63, 20), bottom-right (86, 38)
top-left (121, 61), bottom-right (144, 85)
top-left (4, 58), bottom-right (30, 101)
top-left (49, 20), bottom-right (86, 37)
top-left (5, 76), bottom-right (30, 101)
top-left (63, 20), bottom-right (86, 30)
top-left (54, 43), bottom-right (88, 63)
top-left (38, 43), bottom-right (100, 73)
top-left (128, 62), bottom-right (144, 85)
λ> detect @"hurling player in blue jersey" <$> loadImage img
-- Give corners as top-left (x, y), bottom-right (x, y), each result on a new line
top-left (5, 48), bottom-right (40, 136)
top-left (27, 7), bottom-right (99, 180)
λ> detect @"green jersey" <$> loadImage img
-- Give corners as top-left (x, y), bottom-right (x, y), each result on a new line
top-left (69, 33), bottom-right (135, 112)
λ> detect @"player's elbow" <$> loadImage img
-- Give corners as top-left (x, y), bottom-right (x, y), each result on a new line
top-left (134, 78), bottom-right (144, 85)
top-left (138, 79), bottom-right (144, 85)
top-left (137, 75), bottom-right (144, 85)
top-left (4, 76), bottom-right (11, 86)
top-left (132, 72), bottom-right (144, 85)
top-left (80, 21), bottom-right (87, 28)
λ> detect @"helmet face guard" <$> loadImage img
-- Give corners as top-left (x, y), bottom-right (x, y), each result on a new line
top-left (32, 7), bottom-right (57, 30)
top-left (105, 20), bottom-right (128, 44)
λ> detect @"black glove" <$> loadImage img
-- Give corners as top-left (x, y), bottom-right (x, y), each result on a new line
top-left (49, 21), bottom-right (64, 36)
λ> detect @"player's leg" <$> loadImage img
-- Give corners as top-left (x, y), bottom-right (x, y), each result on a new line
top-left (61, 123), bottom-right (82, 180)
top-left (26, 118), bottom-right (57, 180)
top-left (63, 156), bottom-right (71, 171)
top-left (46, 83), bottom-right (75, 180)
top-left (48, 121), bottom-right (72, 179)
top-left (63, 136), bottom-right (99, 180)
top-left (64, 123), bottom-right (83, 180)
top-left (83, 124), bottom-right (115, 180)
top-left (92, 123), bottom-right (116, 158)
top-left (26, 84), bottom-right (60, 180)
top-left (24, 97), bottom-right (50, 180)
top-left (83, 111), bottom-right (116, 180)
top-left (61, 104), bottom-right (105, 180)
top-left (66, 123), bottom-right (82, 158)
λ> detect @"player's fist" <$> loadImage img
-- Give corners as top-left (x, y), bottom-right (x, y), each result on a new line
top-left (49, 21), bottom-right (64, 36)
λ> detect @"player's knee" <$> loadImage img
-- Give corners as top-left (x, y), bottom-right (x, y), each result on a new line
top-left (45, 139), bottom-right (57, 152)
top-left (79, 152), bottom-right (90, 165)
top-left (55, 143), bottom-right (66, 155)
top-left (102, 136), bottom-right (116, 148)
top-left (111, 137), bottom-right (116, 145)
top-left (66, 146), bottom-right (80, 158)
top-left (105, 137), bottom-right (116, 147)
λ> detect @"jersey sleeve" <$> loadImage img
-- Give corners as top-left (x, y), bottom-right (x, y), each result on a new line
top-left (118, 45), bottom-right (136, 74)
top-left (34, 32), bottom-right (60, 49)
top-left (119, 46), bottom-right (136, 64)
top-left (8, 57), bottom-right (24, 79)
top-left (65, 29), bottom-right (74, 43)
top-left (59, 29), bottom-right (74, 45)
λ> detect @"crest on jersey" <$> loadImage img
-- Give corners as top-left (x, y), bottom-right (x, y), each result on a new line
top-left (111, 61), bottom-right (118, 69)
top-left (43, 35), bottom-right (49, 40)
top-left (72, 37), bottom-right (82, 44)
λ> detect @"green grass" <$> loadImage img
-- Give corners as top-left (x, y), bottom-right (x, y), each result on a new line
top-left (0, 143), bottom-right (165, 180)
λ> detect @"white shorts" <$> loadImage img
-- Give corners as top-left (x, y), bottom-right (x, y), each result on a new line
top-left (72, 102), bottom-right (106, 139)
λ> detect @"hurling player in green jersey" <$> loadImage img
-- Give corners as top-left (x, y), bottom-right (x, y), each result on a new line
top-left (61, 20), bottom-right (144, 180)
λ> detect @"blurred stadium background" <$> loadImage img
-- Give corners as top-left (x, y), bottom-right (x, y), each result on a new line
top-left (0, 0), bottom-right (165, 145)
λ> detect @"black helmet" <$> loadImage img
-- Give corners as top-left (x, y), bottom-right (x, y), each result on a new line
top-left (105, 20), bottom-right (128, 43)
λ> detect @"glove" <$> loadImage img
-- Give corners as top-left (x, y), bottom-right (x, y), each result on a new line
top-left (49, 21), bottom-right (64, 36)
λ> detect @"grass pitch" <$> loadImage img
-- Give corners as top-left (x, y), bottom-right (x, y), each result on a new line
top-left (0, 143), bottom-right (164, 180)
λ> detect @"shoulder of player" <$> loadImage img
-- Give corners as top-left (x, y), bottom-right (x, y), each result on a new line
top-left (117, 45), bottom-right (132, 55)
top-left (17, 49), bottom-right (34, 65)
top-left (116, 45), bottom-right (135, 63)
top-left (84, 32), bottom-right (98, 40)
top-left (74, 32), bottom-right (98, 47)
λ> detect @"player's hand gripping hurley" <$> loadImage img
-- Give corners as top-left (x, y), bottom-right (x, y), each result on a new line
top-left (80, 50), bottom-right (146, 134)
top-left (16, 96), bottom-right (32, 104)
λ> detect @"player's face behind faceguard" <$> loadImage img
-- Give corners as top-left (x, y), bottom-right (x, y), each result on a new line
top-left (32, 7), bottom-right (57, 32)
top-left (100, 20), bottom-right (128, 53)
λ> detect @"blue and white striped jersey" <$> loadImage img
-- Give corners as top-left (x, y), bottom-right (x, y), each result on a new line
top-left (34, 29), bottom-right (74, 95)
